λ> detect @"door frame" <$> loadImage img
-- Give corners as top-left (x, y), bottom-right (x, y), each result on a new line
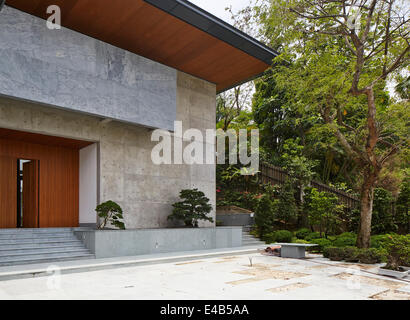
top-left (21, 159), bottom-right (40, 228)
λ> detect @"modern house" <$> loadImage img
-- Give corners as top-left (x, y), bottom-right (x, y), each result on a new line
top-left (0, 0), bottom-right (277, 264)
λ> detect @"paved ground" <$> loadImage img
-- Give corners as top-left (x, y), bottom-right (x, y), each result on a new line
top-left (0, 253), bottom-right (409, 300)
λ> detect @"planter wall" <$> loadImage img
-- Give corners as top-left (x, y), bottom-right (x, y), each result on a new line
top-left (216, 206), bottom-right (254, 227)
top-left (378, 267), bottom-right (409, 279)
top-left (75, 227), bottom-right (242, 259)
top-left (216, 214), bottom-right (254, 226)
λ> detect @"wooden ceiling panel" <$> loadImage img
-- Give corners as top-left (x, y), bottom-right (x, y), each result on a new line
top-left (6, 0), bottom-right (274, 92)
top-left (0, 128), bottom-right (94, 149)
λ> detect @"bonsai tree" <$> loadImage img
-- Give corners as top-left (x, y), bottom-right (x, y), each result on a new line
top-left (383, 235), bottom-right (410, 271)
top-left (96, 200), bottom-right (125, 230)
top-left (168, 189), bottom-right (213, 227)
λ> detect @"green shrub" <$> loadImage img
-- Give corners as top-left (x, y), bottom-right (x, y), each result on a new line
top-left (343, 247), bottom-right (361, 262)
top-left (357, 248), bottom-right (384, 264)
top-left (307, 188), bottom-right (343, 237)
top-left (294, 239), bottom-right (310, 244)
top-left (338, 232), bottom-right (356, 238)
top-left (96, 200), bottom-right (125, 230)
top-left (263, 230), bottom-right (293, 244)
top-left (372, 188), bottom-right (397, 234)
top-left (168, 189), bottom-right (213, 227)
top-left (254, 194), bottom-right (276, 238)
top-left (275, 230), bottom-right (293, 242)
top-left (263, 232), bottom-right (276, 244)
top-left (295, 228), bottom-right (311, 239)
top-left (323, 247), bottom-right (345, 260)
top-left (333, 235), bottom-right (356, 247)
top-left (308, 238), bottom-right (332, 253)
top-left (384, 234), bottom-right (410, 270)
top-left (305, 232), bottom-right (321, 241)
top-left (395, 181), bottom-right (410, 232)
top-left (370, 234), bottom-right (395, 249)
top-left (274, 179), bottom-right (298, 224)
top-left (324, 247), bottom-right (384, 264)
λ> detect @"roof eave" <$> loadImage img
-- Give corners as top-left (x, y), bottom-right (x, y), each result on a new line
top-left (143, 0), bottom-right (278, 66)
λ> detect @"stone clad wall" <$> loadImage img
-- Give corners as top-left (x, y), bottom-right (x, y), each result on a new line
top-left (0, 71), bottom-right (216, 229)
top-left (75, 227), bottom-right (242, 258)
top-left (0, 6), bottom-right (177, 131)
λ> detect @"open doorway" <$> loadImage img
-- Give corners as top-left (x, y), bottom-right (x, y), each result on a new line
top-left (17, 159), bottom-right (39, 228)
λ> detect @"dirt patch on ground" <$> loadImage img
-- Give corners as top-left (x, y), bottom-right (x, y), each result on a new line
top-left (267, 282), bottom-right (311, 293)
top-left (332, 272), bottom-right (405, 289)
top-left (227, 264), bottom-right (310, 285)
top-left (306, 265), bottom-right (330, 270)
top-left (369, 289), bottom-right (410, 300)
top-left (213, 256), bottom-right (239, 264)
top-left (334, 263), bottom-right (378, 270)
top-left (174, 261), bottom-right (203, 266)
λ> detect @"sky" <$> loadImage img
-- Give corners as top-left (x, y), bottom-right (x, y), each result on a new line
top-left (189, 0), bottom-right (251, 24)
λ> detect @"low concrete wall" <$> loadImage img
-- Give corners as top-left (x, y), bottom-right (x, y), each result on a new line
top-left (216, 214), bottom-right (254, 227)
top-left (75, 227), bottom-right (242, 259)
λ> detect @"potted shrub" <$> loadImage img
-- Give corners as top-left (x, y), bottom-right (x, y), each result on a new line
top-left (96, 200), bottom-right (126, 230)
top-left (168, 189), bottom-right (213, 227)
top-left (378, 235), bottom-right (409, 279)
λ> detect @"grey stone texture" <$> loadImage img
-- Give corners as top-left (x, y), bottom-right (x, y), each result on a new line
top-left (75, 227), bottom-right (242, 259)
top-left (0, 6), bottom-right (177, 131)
top-left (216, 214), bottom-right (254, 227)
top-left (0, 70), bottom-right (216, 229)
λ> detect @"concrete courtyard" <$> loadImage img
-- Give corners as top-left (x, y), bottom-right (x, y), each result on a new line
top-left (0, 253), bottom-right (409, 300)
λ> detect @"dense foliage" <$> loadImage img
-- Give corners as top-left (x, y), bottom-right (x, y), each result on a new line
top-left (234, 0), bottom-right (410, 248)
top-left (96, 200), bottom-right (125, 230)
top-left (168, 189), bottom-right (213, 228)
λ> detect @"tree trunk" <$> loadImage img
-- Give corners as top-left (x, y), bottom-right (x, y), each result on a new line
top-left (356, 167), bottom-right (379, 248)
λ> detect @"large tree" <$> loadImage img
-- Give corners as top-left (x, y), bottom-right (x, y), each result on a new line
top-left (246, 0), bottom-right (409, 247)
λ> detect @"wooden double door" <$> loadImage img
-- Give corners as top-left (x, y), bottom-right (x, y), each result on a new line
top-left (0, 136), bottom-right (80, 229)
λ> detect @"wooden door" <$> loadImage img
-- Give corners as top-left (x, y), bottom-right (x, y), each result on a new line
top-left (22, 160), bottom-right (39, 228)
top-left (0, 135), bottom-right (81, 228)
top-left (0, 156), bottom-right (17, 228)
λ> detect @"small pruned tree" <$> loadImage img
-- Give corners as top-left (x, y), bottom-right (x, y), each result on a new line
top-left (274, 178), bottom-right (298, 225)
top-left (254, 194), bottom-right (276, 238)
top-left (168, 189), bottom-right (213, 228)
top-left (307, 189), bottom-right (344, 237)
top-left (384, 234), bottom-right (410, 271)
top-left (96, 200), bottom-right (125, 230)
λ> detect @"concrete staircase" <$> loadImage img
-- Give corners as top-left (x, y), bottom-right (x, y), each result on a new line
top-left (0, 228), bottom-right (95, 266)
top-left (242, 226), bottom-right (266, 246)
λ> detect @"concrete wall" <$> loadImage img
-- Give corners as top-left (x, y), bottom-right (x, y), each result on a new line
top-left (216, 214), bottom-right (254, 227)
top-left (75, 227), bottom-right (242, 258)
top-left (0, 6), bottom-right (177, 131)
top-left (79, 143), bottom-right (98, 225)
top-left (0, 71), bottom-right (216, 229)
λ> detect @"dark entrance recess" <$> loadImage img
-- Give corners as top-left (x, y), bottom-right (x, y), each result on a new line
top-left (17, 159), bottom-right (39, 228)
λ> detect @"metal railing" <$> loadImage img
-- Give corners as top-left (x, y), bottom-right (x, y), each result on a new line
top-left (259, 162), bottom-right (360, 208)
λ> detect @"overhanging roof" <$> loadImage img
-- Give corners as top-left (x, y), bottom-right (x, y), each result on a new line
top-left (5, 0), bottom-right (277, 92)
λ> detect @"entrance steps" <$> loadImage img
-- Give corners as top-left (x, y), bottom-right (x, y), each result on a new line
top-left (242, 227), bottom-right (266, 246)
top-left (0, 228), bottom-right (95, 266)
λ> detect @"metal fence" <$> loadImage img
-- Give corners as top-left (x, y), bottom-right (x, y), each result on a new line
top-left (259, 163), bottom-right (360, 209)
